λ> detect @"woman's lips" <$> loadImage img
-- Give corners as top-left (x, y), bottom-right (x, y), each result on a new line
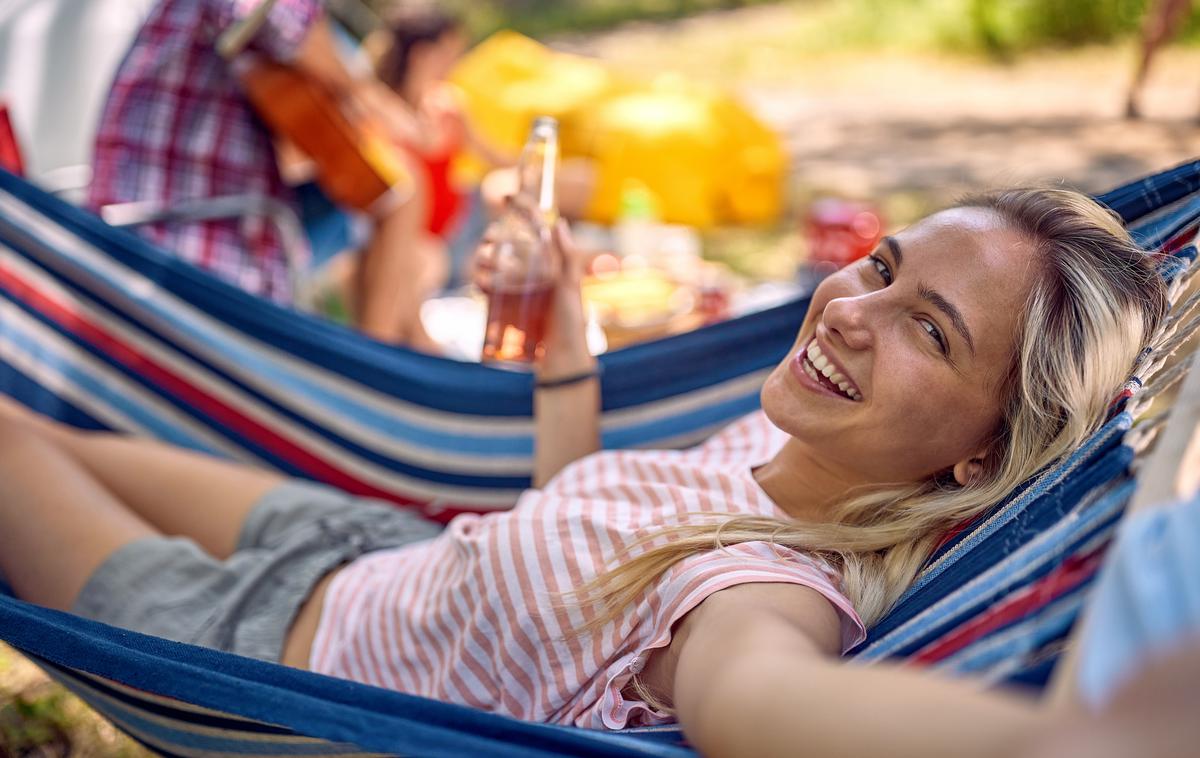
top-left (788, 338), bottom-right (863, 401)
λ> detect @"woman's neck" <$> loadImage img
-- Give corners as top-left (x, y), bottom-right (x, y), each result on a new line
top-left (753, 439), bottom-right (862, 523)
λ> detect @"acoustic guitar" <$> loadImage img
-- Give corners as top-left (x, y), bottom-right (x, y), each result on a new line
top-left (218, 0), bottom-right (410, 215)
top-left (238, 62), bottom-right (411, 214)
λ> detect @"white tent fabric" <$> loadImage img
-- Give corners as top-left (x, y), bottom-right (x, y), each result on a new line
top-left (0, 0), bottom-right (154, 184)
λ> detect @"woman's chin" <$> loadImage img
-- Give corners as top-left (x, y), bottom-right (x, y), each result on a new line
top-left (760, 374), bottom-right (812, 436)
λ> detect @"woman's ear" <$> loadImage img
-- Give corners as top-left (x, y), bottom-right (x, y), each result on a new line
top-left (952, 456), bottom-right (986, 487)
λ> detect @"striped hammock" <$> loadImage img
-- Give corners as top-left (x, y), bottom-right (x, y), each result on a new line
top-left (1, 160), bottom-right (1199, 756)
top-left (0, 167), bottom-right (803, 521)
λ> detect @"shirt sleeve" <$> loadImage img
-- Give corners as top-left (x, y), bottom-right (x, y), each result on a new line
top-left (206, 0), bottom-right (323, 63)
top-left (1077, 493), bottom-right (1200, 709)
top-left (593, 541), bottom-right (866, 729)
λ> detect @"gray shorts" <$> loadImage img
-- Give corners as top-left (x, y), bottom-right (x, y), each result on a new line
top-left (72, 480), bottom-right (441, 663)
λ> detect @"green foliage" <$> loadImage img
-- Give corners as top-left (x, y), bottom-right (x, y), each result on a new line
top-left (0, 644), bottom-right (150, 757)
top-left (366, 0), bottom-right (784, 40)
top-left (0, 690), bottom-right (72, 757)
top-left (959, 0), bottom-right (1148, 56)
top-left (361, 0), bottom-right (1195, 56)
top-left (788, 0), bottom-right (1152, 58)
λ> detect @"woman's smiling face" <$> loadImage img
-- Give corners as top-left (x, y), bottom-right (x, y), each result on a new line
top-left (762, 207), bottom-right (1043, 488)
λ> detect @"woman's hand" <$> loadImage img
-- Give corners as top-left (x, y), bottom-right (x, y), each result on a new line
top-left (530, 217), bottom-right (599, 487)
top-left (473, 196), bottom-right (600, 487)
top-left (472, 197), bottom-right (594, 375)
top-left (537, 217), bottom-right (596, 379)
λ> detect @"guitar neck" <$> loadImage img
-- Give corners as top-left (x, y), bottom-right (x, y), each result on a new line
top-left (216, 0), bottom-right (281, 61)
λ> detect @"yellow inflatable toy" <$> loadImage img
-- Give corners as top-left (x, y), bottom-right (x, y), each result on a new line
top-left (450, 31), bottom-right (785, 229)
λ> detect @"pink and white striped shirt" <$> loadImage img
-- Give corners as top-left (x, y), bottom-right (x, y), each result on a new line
top-left (310, 411), bottom-right (866, 729)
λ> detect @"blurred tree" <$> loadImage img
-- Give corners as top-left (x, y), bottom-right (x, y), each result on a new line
top-left (359, 0), bottom-right (778, 40)
top-left (1022, 0), bottom-right (1145, 46)
top-left (966, 0), bottom-right (1150, 56)
top-left (969, 0), bottom-right (1010, 60)
top-left (357, 0), bottom-right (1189, 55)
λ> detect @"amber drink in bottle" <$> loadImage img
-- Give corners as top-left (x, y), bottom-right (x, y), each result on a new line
top-left (481, 117), bottom-right (560, 364)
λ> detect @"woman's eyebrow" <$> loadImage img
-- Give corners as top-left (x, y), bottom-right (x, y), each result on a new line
top-left (884, 236), bottom-right (903, 266)
top-left (918, 284), bottom-right (976, 356)
top-left (887, 236), bottom-right (977, 356)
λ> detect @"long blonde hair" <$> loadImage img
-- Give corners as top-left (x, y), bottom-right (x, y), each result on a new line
top-left (578, 188), bottom-right (1167, 636)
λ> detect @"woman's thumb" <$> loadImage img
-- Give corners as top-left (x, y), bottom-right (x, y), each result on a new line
top-left (553, 218), bottom-right (575, 253)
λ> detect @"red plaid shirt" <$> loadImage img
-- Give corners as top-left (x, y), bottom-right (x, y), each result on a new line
top-left (88, 0), bottom-right (321, 304)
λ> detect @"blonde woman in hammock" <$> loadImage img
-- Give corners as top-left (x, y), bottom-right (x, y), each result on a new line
top-left (0, 188), bottom-right (1166, 757)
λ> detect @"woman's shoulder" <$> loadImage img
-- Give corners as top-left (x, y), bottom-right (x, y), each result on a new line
top-left (661, 542), bottom-right (866, 653)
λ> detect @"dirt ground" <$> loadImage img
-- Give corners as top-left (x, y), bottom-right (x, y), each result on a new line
top-left (560, 3), bottom-right (1200, 220)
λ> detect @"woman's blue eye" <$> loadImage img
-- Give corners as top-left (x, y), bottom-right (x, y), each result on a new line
top-left (921, 319), bottom-right (948, 355)
top-left (866, 254), bottom-right (948, 358)
top-left (869, 254), bottom-right (892, 284)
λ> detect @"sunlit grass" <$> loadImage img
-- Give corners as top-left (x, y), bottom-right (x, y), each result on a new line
top-left (0, 643), bottom-right (150, 757)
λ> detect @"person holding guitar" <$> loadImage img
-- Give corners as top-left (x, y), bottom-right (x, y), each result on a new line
top-left (88, 0), bottom-right (440, 349)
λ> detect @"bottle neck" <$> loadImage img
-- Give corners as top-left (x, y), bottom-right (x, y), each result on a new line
top-left (518, 131), bottom-right (558, 221)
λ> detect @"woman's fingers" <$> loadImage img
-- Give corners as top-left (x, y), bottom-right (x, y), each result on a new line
top-left (471, 196), bottom-right (584, 294)
top-left (469, 224), bottom-right (499, 291)
top-left (553, 217), bottom-right (575, 253)
top-left (556, 218), bottom-right (601, 284)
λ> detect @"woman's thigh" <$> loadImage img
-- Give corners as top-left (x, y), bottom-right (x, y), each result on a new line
top-left (0, 421), bottom-right (159, 610)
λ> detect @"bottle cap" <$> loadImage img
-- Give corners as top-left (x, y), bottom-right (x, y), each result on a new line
top-left (531, 115), bottom-right (558, 135)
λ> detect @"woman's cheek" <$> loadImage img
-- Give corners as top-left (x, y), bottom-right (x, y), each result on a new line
top-left (878, 358), bottom-right (960, 435)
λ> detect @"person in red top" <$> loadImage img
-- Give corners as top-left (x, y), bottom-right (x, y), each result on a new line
top-left (374, 9), bottom-right (469, 239)
top-left (371, 9), bottom-right (514, 286)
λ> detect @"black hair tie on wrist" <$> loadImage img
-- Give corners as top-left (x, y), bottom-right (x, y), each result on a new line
top-left (535, 367), bottom-right (602, 389)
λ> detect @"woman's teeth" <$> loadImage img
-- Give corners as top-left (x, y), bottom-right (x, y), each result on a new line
top-left (803, 341), bottom-right (862, 401)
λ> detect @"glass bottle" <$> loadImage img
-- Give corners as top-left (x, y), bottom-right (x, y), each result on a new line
top-left (481, 116), bottom-right (560, 365)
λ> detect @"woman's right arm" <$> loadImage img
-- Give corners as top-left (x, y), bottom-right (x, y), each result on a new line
top-left (474, 214), bottom-right (600, 488)
top-left (532, 220), bottom-right (599, 488)
top-left (670, 584), bottom-right (1046, 758)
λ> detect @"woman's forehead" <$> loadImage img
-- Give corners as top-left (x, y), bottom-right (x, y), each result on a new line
top-left (903, 207), bottom-right (1008, 242)
top-left (898, 208), bottom-right (1038, 277)
top-left (898, 207), bottom-right (1042, 354)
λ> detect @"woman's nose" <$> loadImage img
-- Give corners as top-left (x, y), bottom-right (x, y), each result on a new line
top-left (822, 296), bottom-right (875, 351)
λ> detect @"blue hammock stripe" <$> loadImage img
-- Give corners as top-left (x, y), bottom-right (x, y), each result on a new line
top-left (916, 417), bottom-right (1134, 601)
top-left (1, 159), bottom-right (1199, 756)
top-left (858, 476), bottom-right (1133, 665)
top-left (0, 593), bottom-right (695, 758)
top-left (1127, 191), bottom-right (1200, 250)
top-left (1097, 158), bottom-right (1200, 223)
top-left (0, 171), bottom-right (793, 517)
top-left (38, 660), bottom-right (375, 758)
top-left (925, 492), bottom-right (1125, 682)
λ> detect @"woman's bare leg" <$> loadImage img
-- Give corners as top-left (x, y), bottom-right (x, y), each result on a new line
top-left (1126, 0), bottom-right (1192, 118)
top-left (0, 399), bottom-right (283, 560)
top-left (0, 419), bottom-right (160, 610)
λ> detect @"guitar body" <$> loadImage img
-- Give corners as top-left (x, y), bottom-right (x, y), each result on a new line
top-left (240, 62), bottom-right (409, 213)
